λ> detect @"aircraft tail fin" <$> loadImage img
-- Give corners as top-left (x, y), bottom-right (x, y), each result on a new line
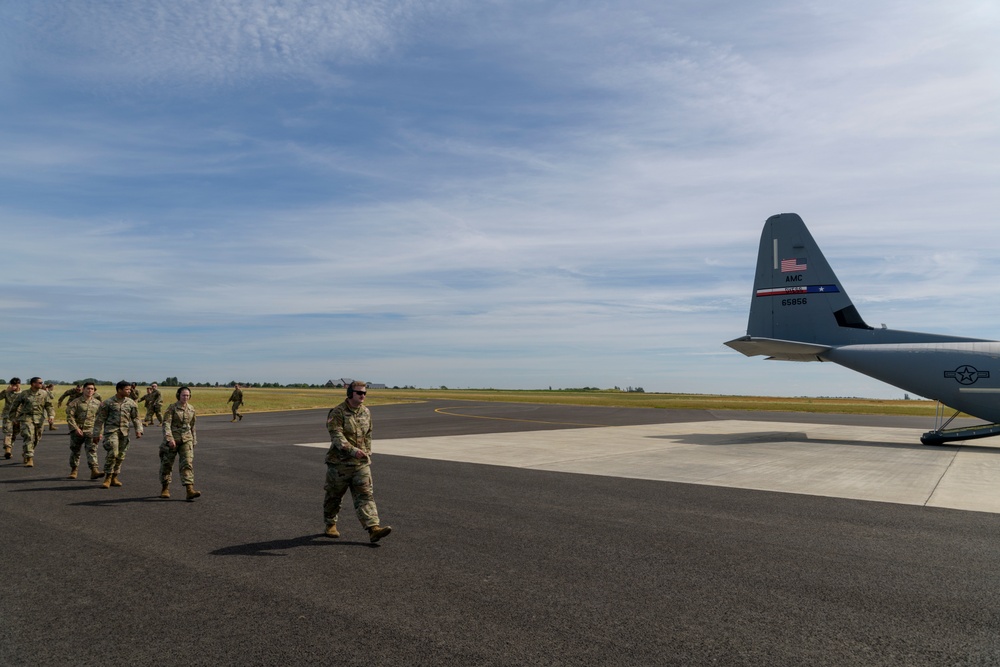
top-left (728, 213), bottom-right (871, 356)
top-left (726, 212), bottom-right (992, 360)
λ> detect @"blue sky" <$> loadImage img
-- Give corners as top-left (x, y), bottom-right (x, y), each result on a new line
top-left (2, 1), bottom-right (999, 397)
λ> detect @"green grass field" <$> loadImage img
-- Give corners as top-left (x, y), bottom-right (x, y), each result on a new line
top-left (46, 385), bottom-right (947, 421)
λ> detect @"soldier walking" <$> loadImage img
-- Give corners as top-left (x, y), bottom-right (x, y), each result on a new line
top-left (10, 377), bottom-right (55, 467)
top-left (147, 383), bottom-right (164, 426)
top-left (227, 383), bottom-right (244, 422)
top-left (91, 380), bottom-right (143, 488)
top-left (1, 377), bottom-right (21, 459)
top-left (159, 386), bottom-right (200, 500)
top-left (57, 384), bottom-right (83, 408)
top-left (44, 383), bottom-right (57, 429)
top-left (65, 382), bottom-right (103, 480)
top-left (322, 380), bottom-right (392, 543)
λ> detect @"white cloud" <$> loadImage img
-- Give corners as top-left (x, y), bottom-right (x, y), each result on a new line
top-left (1, 1), bottom-right (999, 397)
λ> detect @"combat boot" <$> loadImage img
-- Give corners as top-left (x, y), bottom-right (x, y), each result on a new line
top-left (90, 466), bottom-right (102, 479)
top-left (24, 457), bottom-right (34, 468)
top-left (100, 473), bottom-right (112, 489)
top-left (324, 524), bottom-right (340, 538)
top-left (68, 467), bottom-right (78, 479)
top-left (110, 474), bottom-right (122, 487)
top-left (368, 525), bottom-right (392, 543)
top-left (185, 484), bottom-right (201, 500)
top-left (4, 445), bottom-right (11, 459)
top-left (160, 483), bottom-right (170, 499)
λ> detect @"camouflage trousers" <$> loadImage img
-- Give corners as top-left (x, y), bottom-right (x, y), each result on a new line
top-left (159, 440), bottom-right (194, 485)
top-left (69, 432), bottom-right (99, 469)
top-left (21, 421), bottom-right (44, 459)
top-left (102, 432), bottom-right (132, 474)
top-left (323, 462), bottom-right (380, 529)
top-left (231, 402), bottom-right (243, 419)
top-left (2, 417), bottom-right (20, 448)
top-left (144, 406), bottom-right (163, 425)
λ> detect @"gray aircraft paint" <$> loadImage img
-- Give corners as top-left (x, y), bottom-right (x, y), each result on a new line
top-left (726, 213), bottom-right (1000, 424)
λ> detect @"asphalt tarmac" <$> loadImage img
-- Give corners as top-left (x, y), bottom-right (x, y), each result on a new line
top-left (2, 401), bottom-right (1000, 666)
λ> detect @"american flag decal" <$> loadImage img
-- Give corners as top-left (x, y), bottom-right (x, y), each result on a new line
top-left (781, 257), bottom-right (807, 272)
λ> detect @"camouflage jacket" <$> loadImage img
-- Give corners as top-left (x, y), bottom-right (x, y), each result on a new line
top-left (11, 388), bottom-right (54, 424)
top-left (325, 400), bottom-right (372, 464)
top-left (228, 388), bottom-right (243, 405)
top-left (148, 388), bottom-right (163, 408)
top-left (66, 396), bottom-right (102, 433)
top-left (163, 401), bottom-right (196, 446)
top-left (0, 387), bottom-right (19, 419)
top-left (92, 397), bottom-right (143, 438)
top-left (58, 387), bottom-right (81, 406)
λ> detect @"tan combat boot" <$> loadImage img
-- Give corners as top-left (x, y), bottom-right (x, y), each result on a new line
top-left (24, 457), bottom-right (34, 468)
top-left (110, 474), bottom-right (122, 487)
top-left (160, 483), bottom-right (170, 499)
top-left (3, 445), bottom-right (11, 459)
top-left (68, 467), bottom-right (78, 479)
top-left (90, 466), bottom-right (102, 479)
top-left (368, 525), bottom-right (392, 543)
top-left (100, 473), bottom-right (112, 489)
top-left (324, 524), bottom-right (340, 538)
top-left (185, 484), bottom-right (201, 500)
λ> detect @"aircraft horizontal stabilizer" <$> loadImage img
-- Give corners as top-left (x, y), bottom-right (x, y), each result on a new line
top-left (724, 336), bottom-right (831, 362)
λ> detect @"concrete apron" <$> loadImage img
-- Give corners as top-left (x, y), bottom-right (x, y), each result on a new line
top-left (296, 420), bottom-right (1000, 514)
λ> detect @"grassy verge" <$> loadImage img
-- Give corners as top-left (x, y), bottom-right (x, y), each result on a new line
top-left (46, 386), bottom-right (946, 420)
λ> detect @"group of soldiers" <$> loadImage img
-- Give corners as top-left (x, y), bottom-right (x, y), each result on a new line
top-left (0, 377), bottom-right (203, 500)
top-left (2, 376), bottom-right (393, 542)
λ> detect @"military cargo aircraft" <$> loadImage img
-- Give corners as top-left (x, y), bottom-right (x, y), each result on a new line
top-left (726, 213), bottom-right (1000, 445)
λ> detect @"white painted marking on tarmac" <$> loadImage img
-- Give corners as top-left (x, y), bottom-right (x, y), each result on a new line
top-left (295, 420), bottom-right (1000, 514)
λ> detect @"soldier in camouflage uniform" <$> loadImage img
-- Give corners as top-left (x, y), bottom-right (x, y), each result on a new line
top-left (58, 384), bottom-right (83, 407)
top-left (158, 386), bottom-right (200, 500)
top-left (44, 383), bottom-right (57, 429)
top-left (136, 386), bottom-right (151, 423)
top-left (10, 377), bottom-right (55, 466)
top-left (227, 383), bottom-right (244, 422)
top-left (1, 377), bottom-right (21, 459)
top-left (323, 381), bottom-right (392, 543)
top-left (65, 382), bottom-right (103, 480)
top-left (147, 383), bottom-right (164, 426)
top-left (91, 380), bottom-right (143, 488)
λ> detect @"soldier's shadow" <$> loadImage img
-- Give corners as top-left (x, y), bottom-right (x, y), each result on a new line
top-left (10, 481), bottom-right (109, 492)
top-left (67, 496), bottom-right (164, 507)
top-left (211, 534), bottom-right (377, 557)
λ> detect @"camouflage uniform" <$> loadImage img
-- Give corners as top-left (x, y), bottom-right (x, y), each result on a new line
top-left (136, 391), bottom-right (150, 423)
top-left (323, 399), bottom-right (380, 530)
top-left (91, 396), bottom-right (143, 475)
top-left (58, 386), bottom-right (82, 407)
top-left (227, 386), bottom-right (243, 421)
top-left (11, 387), bottom-right (54, 462)
top-left (66, 395), bottom-right (102, 470)
top-left (159, 401), bottom-right (197, 486)
top-left (1, 386), bottom-right (21, 455)
top-left (147, 387), bottom-right (163, 425)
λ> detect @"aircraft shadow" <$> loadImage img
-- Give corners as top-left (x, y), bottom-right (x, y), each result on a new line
top-left (210, 534), bottom-right (377, 557)
top-left (649, 431), bottom-right (1000, 454)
